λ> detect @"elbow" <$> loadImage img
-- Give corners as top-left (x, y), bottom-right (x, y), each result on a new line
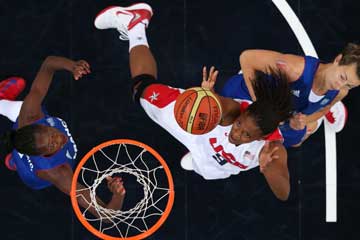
top-left (239, 50), bottom-right (253, 64)
top-left (42, 56), bottom-right (58, 67)
top-left (277, 191), bottom-right (289, 201)
top-left (275, 185), bottom-right (290, 201)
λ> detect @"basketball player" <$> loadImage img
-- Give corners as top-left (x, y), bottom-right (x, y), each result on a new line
top-left (94, 3), bottom-right (295, 201)
top-left (221, 44), bottom-right (360, 147)
top-left (0, 56), bottom-right (125, 215)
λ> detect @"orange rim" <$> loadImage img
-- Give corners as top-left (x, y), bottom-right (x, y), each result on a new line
top-left (70, 139), bottom-right (175, 240)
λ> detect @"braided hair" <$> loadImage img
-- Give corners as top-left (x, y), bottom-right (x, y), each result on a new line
top-left (246, 69), bottom-right (293, 135)
top-left (1, 124), bottom-right (43, 155)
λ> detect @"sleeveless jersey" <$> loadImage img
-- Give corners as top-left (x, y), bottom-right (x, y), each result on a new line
top-left (221, 56), bottom-right (339, 114)
top-left (221, 56), bottom-right (339, 147)
top-left (139, 84), bottom-right (269, 180)
top-left (11, 114), bottom-right (77, 190)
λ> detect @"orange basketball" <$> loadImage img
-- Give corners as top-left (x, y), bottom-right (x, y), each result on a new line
top-left (174, 87), bottom-right (222, 135)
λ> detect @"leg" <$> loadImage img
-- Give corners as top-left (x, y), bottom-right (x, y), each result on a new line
top-left (0, 76), bottom-right (25, 122)
top-left (94, 4), bottom-right (156, 79)
top-left (130, 45), bottom-right (157, 79)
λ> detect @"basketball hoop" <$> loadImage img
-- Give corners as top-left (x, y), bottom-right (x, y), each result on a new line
top-left (70, 139), bottom-right (175, 240)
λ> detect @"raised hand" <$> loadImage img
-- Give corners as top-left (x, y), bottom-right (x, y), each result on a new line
top-left (259, 141), bottom-right (279, 173)
top-left (201, 66), bottom-right (219, 91)
top-left (72, 60), bottom-right (91, 80)
top-left (106, 176), bottom-right (126, 196)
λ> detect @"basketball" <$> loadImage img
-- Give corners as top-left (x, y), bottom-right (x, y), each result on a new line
top-left (174, 87), bottom-right (222, 135)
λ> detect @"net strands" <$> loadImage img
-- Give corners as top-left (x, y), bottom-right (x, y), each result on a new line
top-left (75, 143), bottom-right (171, 238)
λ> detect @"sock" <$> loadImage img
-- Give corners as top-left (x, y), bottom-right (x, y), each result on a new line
top-left (128, 23), bottom-right (149, 52)
top-left (0, 100), bottom-right (23, 122)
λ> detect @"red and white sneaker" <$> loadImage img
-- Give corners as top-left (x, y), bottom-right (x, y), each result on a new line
top-left (0, 77), bottom-right (25, 100)
top-left (94, 3), bottom-right (153, 40)
top-left (324, 101), bottom-right (348, 133)
top-left (180, 152), bottom-right (194, 171)
top-left (5, 153), bottom-right (16, 171)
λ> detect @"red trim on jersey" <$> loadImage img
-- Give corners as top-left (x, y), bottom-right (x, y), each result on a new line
top-left (142, 84), bottom-right (181, 108)
top-left (239, 101), bottom-right (250, 113)
top-left (264, 128), bottom-right (283, 142)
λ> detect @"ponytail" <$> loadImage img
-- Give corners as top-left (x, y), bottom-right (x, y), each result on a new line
top-left (1, 125), bottom-right (42, 155)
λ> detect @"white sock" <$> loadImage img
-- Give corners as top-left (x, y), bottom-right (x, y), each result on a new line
top-left (0, 100), bottom-right (23, 122)
top-left (128, 23), bottom-right (149, 52)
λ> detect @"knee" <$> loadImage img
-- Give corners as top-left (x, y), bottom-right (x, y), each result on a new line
top-left (132, 74), bottom-right (158, 103)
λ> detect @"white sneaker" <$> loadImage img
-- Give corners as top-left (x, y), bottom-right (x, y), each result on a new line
top-left (180, 152), bottom-right (194, 171)
top-left (94, 3), bottom-right (153, 40)
top-left (324, 101), bottom-right (348, 133)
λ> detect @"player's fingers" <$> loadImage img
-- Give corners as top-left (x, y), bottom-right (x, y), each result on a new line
top-left (212, 70), bottom-right (219, 82)
top-left (209, 66), bottom-right (215, 76)
top-left (202, 66), bottom-right (207, 82)
top-left (81, 60), bottom-right (91, 70)
top-left (76, 65), bottom-right (88, 73)
top-left (270, 146), bottom-right (279, 154)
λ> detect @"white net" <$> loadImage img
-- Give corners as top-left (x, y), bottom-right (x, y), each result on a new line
top-left (74, 142), bottom-right (173, 239)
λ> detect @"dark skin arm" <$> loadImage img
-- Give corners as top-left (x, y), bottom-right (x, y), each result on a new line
top-left (259, 141), bottom-right (290, 201)
top-left (37, 164), bottom-right (126, 216)
top-left (18, 56), bottom-right (90, 128)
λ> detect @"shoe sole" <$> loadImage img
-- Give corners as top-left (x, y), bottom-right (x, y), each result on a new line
top-left (0, 77), bottom-right (25, 100)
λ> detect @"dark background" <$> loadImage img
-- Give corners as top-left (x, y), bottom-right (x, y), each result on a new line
top-left (0, 0), bottom-right (359, 239)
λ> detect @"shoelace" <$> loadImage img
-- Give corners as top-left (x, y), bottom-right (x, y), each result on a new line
top-left (117, 26), bottom-right (129, 41)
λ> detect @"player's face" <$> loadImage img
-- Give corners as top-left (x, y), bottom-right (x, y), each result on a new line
top-left (34, 125), bottom-right (68, 156)
top-left (229, 112), bottom-right (263, 145)
top-left (326, 58), bottom-right (360, 90)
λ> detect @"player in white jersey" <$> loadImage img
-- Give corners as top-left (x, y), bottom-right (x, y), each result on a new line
top-left (95, 3), bottom-right (294, 201)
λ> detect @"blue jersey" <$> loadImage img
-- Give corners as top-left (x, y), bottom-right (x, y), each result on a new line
top-left (289, 56), bottom-right (339, 114)
top-left (11, 114), bottom-right (77, 190)
top-left (221, 56), bottom-right (339, 147)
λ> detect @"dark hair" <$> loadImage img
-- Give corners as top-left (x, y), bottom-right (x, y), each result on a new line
top-left (246, 69), bottom-right (293, 135)
top-left (339, 43), bottom-right (360, 79)
top-left (1, 125), bottom-right (43, 155)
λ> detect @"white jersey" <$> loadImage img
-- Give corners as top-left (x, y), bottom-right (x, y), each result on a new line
top-left (140, 84), bottom-right (268, 180)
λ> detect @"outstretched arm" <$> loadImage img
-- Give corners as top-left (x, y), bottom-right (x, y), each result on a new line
top-left (259, 141), bottom-right (290, 201)
top-left (37, 164), bottom-right (126, 216)
top-left (239, 50), bottom-right (303, 100)
top-left (305, 88), bottom-right (348, 123)
top-left (201, 66), bottom-right (242, 126)
top-left (18, 56), bottom-right (90, 127)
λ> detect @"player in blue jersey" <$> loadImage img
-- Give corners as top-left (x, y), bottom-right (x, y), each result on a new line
top-left (221, 44), bottom-right (360, 147)
top-left (0, 56), bottom-right (125, 214)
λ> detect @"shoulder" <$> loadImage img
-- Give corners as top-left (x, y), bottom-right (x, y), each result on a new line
top-left (338, 88), bottom-right (349, 99)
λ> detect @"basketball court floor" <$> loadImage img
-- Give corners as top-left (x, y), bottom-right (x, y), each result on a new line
top-left (0, 0), bottom-right (359, 239)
